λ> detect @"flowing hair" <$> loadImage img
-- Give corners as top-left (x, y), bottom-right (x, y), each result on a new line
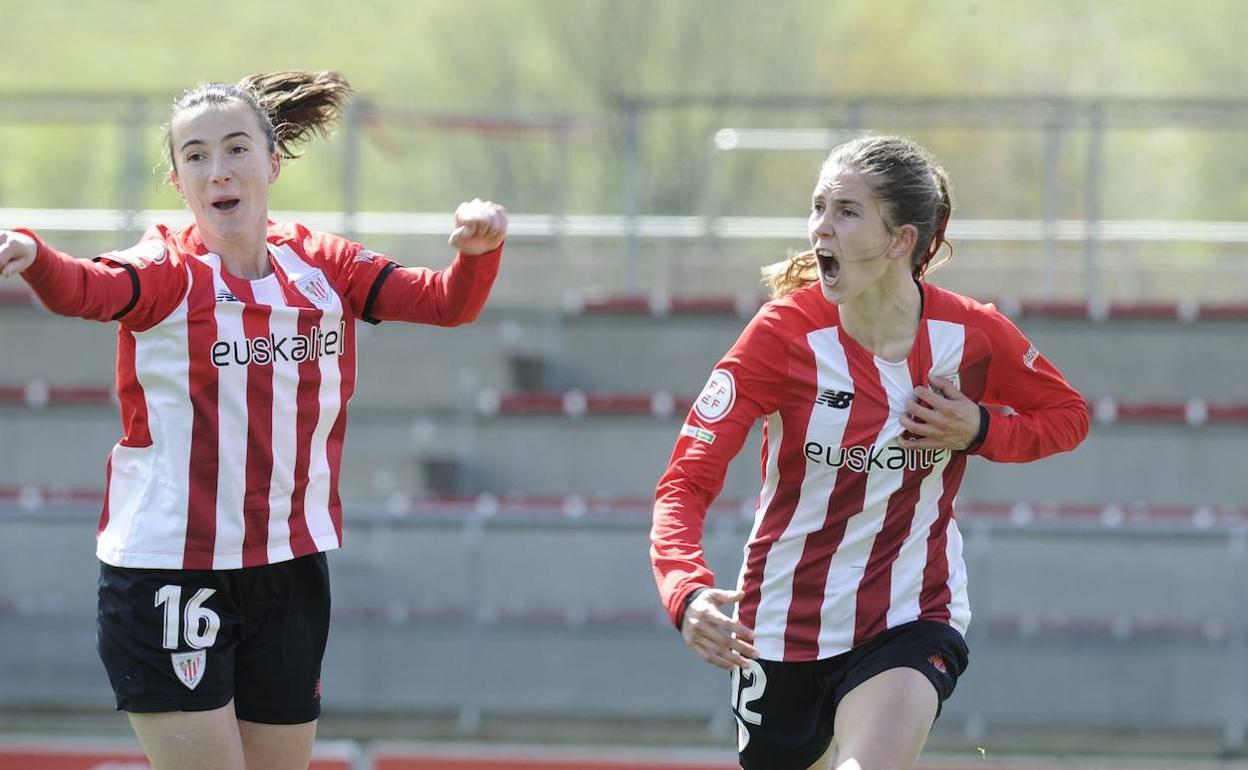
top-left (165, 70), bottom-right (353, 169)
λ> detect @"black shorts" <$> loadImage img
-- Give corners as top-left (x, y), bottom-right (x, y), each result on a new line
top-left (97, 551), bottom-right (331, 724)
top-left (733, 619), bottom-right (969, 770)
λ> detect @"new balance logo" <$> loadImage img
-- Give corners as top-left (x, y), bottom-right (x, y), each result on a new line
top-left (927, 653), bottom-right (948, 674)
top-left (215, 289), bottom-right (240, 303)
top-left (815, 389), bottom-right (854, 409)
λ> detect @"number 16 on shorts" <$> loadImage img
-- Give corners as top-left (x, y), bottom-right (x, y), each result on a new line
top-left (155, 585), bottom-right (221, 689)
top-left (731, 659), bottom-right (767, 751)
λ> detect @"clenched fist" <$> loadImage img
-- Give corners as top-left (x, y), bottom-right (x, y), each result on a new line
top-left (0, 230), bottom-right (38, 277)
top-left (448, 199), bottom-right (508, 256)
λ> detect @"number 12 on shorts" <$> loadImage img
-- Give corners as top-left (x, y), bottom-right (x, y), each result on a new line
top-left (154, 585), bottom-right (221, 650)
top-left (731, 659), bottom-right (767, 724)
top-left (731, 660), bottom-right (767, 752)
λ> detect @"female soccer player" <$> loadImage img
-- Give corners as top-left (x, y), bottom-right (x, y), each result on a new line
top-left (651, 136), bottom-right (1088, 770)
top-left (0, 71), bottom-right (507, 770)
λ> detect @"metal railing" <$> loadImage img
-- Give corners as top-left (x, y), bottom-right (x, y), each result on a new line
top-left (5, 93), bottom-right (1248, 302)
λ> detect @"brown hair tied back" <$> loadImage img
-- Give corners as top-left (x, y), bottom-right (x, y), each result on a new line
top-left (761, 250), bottom-right (818, 298)
top-left (763, 135), bottom-right (956, 298)
top-left (914, 172), bottom-right (954, 280)
top-left (237, 71), bottom-right (353, 160)
top-left (166, 70), bottom-right (353, 170)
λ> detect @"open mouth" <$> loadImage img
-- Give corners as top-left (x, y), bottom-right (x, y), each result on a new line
top-left (815, 248), bottom-right (840, 287)
top-left (211, 198), bottom-right (241, 213)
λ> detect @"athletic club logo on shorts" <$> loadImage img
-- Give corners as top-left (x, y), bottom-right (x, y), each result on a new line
top-left (694, 369), bottom-right (736, 423)
top-left (171, 650), bottom-right (206, 690)
top-left (295, 272), bottom-right (334, 308)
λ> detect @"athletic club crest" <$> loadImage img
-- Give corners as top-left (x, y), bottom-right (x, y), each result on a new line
top-left (171, 650), bottom-right (206, 690)
top-left (930, 370), bottom-right (960, 392)
top-left (294, 272), bottom-right (334, 308)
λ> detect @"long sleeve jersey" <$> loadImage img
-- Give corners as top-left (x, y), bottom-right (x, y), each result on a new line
top-left (651, 281), bottom-right (1089, 661)
top-left (19, 221), bottom-right (501, 569)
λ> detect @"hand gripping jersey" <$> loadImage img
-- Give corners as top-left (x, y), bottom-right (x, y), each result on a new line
top-left (19, 222), bottom-right (500, 569)
top-left (651, 282), bottom-right (1089, 661)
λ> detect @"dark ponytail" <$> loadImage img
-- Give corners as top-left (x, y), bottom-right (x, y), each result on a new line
top-left (237, 71), bottom-right (353, 160)
top-left (914, 171), bottom-right (953, 279)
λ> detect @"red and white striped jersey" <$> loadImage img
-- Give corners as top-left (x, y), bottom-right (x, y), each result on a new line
top-left (20, 222), bottom-right (500, 569)
top-left (651, 282), bottom-right (1088, 661)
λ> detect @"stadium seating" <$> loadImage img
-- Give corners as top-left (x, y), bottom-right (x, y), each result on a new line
top-left (2, 279), bottom-right (1246, 743)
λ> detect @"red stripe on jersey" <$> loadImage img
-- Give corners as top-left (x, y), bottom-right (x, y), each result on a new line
top-left (271, 262), bottom-right (321, 558)
top-left (220, 274), bottom-right (275, 567)
top-left (852, 322), bottom-right (937, 645)
top-left (919, 455), bottom-right (965, 622)
top-left (99, 453), bottom-right (113, 535)
top-left (183, 262), bottom-right (221, 569)
top-left (958, 326), bottom-right (992, 404)
top-left (737, 335), bottom-right (816, 634)
top-left (115, 328), bottom-right (151, 447)
top-left (327, 319), bottom-right (356, 542)
top-left (784, 329), bottom-right (890, 659)
top-left (920, 322), bottom-right (987, 621)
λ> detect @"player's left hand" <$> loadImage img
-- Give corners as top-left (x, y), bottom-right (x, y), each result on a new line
top-left (449, 198), bottom-right (508, 256)
top-left (899, 376), bottom-right (982, 451)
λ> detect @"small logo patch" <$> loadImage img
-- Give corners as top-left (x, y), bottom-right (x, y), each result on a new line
top-left (171, 650), bottom-right (206, 690)
top-left (110, 240), bottom-right (167, 269)
top-left (927, 653), bottom-right (948, 674)
top-left (815, 389), bottom-right (854, 409)
top-left (215, 289), bottom-right (239, 303)
top-left (928, 371), bottom-right (961, 391)
top-left (694, 369), bottom-right (736, 423)
top-left (353, 249), bottom-right (378, 264)
top-left (294, 272), bottom-right (333, 307)
top-left (1023, 344), bottom-right (1039, 371)
top-left (680, 423), bottom-right (717, 444)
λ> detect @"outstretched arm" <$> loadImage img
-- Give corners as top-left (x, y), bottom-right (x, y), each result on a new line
top-left (365, 199), bottom-right (507, 326)
top-left (1, 229), bottom-right (139, 322)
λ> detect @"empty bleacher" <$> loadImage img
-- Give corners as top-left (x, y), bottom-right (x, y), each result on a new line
top-left (2, 250), bottom-right (1248, 748)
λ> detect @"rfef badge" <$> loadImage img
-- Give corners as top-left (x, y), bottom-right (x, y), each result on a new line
top-left (694, 369), bottom-right (736, 423)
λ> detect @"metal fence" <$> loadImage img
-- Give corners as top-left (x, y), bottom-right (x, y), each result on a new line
top-left (4, 93), bottom-right (1248, 302)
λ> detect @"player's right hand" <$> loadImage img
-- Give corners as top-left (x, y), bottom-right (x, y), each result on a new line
top-left (681, 587), bottom-right (759, 670)
top-left (0, 230), bottom-right (37, 277)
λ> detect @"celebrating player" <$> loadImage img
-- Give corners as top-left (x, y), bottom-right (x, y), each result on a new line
top-left (650, 135), bottom-right (1088, 770)
top-left (0, 70), bottom-right (506, 770)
